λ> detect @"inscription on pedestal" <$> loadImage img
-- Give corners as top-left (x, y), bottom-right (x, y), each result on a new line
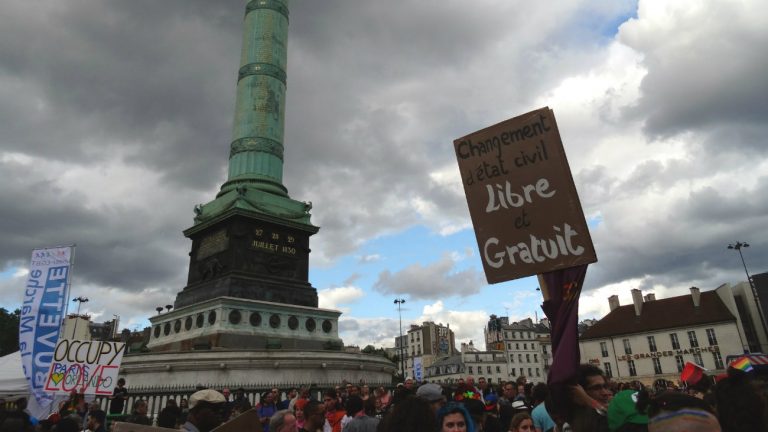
top-left (197, 229), bottom-right (229, 260)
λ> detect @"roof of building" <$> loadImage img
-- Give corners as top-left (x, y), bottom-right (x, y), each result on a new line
top-left (581, 290), bottom-right (736, 340)
top-left (430, 355), bottom-right (463, 368)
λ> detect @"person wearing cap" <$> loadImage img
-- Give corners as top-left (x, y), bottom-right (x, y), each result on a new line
top-left (181, 388), bottom-right (228, 432)
top-left (416, 383), bottom-right (446, 414)
top-left (86, 409), bottom-right (107, 432)
top-left (606, 390), bottom-right (648, 432)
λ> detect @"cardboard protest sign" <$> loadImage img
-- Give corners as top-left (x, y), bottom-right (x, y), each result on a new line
top-left (44, 339), bottom-right (126, 395)
top-left (454, 107), bottom-right (597, 283)
top-left (212, 409), bottom-right (262, 432)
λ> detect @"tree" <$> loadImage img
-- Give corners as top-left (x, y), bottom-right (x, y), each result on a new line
top-left (0, 308), bottom-right (21, 356)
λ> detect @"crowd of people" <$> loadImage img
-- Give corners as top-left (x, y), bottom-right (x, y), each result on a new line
top-left (2, 362), bottom-right (767, 432)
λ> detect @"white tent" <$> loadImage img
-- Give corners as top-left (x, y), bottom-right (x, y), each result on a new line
top-left (0, 351), bottom-right (30, 399)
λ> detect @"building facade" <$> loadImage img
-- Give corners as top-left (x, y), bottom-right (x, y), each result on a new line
top-left (400, 321), bottom-right (456, 380)
top-left (580, 286), bottom-right (753, 384)
top-left (485, 316), bottom-right (551, 382)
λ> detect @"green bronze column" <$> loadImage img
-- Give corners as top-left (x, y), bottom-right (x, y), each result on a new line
top-left (220, 0), bottom-right (290, 198)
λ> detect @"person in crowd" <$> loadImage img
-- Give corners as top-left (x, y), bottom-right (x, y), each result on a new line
top-left (83, 401), bottom-right (102, 431)
top-left (124, 399), bottom-right (151, 425)
top-left (462, 398), bottom-right (486, 431)
top-left (606, 390), bottom-right (648, 432)
top-left (340, 395), bottom-right (378, 432)
top-left (377, 395), bottom-right (437, 432)
top-left (269, 409), bottom-right (298, 432)
top-left (157, 398), bottom-right (182, 428)
top-left (85, 409), bottom-right (107, 432)
top-left (300, 400), bottom-right (326, 432)
top-left (180, 389), bottom-right (227, 432)
top-left (257, 390), bottom-right (279, 432)
top-left (232, 387), bottom-right (251, 412)
top-left (279, 388), bottom-right (298, 410)
top-left (530, 383), bottom-right (555, 432)
top-left (294, 399), bottom-right (308, 430)
top-left (437, 402), bottom-right (475, 432)
top-left (510, 412), bottom-right (534, 432)
top-left (178, 397), bottom-right (190, 425)
top-left (483, 394), bottom-right (502, 432)
top-left (403, 378), bottom-right (415, 393)
top-left (109, 378), bottom-right (129, 414)
top-left (360, 385), bottom-right (371, 401)
top-left (499, 381), bottom-right (516, 407)
top-left (2, 398), bottom-right (33, 431)
top-left (713, 368), bottom-right (768, 432)
top-left (323, 389), bottom-right (346, 432)
top-left (478, 377), bottom-right (494, 398)
top-left (569, 364), bottom-right (613, 432)
top-left (416, 382), bottom-right (447, 414)
top-left (642, 391), bottom-right (719, 432)
top-left (220, 388), bottom-right (233, 419)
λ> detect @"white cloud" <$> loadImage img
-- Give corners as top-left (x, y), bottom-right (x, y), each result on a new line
top-left (318, 286), bottom-right (365, 312)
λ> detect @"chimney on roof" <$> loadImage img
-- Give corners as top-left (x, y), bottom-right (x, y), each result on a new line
top-left (608, 295), bottom-right (620, 311)
top-left (631, 289), bottom-right (643, 316)
top-left (690, 287), bottom-right (701, 307)
top-left (644, 293), bottom-right (656, 302)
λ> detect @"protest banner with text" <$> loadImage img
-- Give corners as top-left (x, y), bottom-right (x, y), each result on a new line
top-left (44, 339), bottom-right (126, 395)
top-left (454, 107), bottom-right (597, 283)
top-left (19, 246), bottom-right (73, 407)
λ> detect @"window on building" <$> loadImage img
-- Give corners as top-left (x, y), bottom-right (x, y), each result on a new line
top-left (524, 343), bottom-right (528, 350)
top-left (670, 333), bottom-right (680, 350)
top-left (528, 368), bottom-right (532, 376)
top-left (706, 328), bottom-right (717, 345)
top-left (600, 342), bottom-right (609, 357)
top-left (511, 368), bottom-right (516, 376)
top-left (528, 332), bottom-right (532, 339)
top-left (487, 366), bottom-right (492, 374)
top-left (675, 355), bottom-right (685, 372)
top-left (688, 331), bottom-right (699, 348)
top-left (543, 345), bottom-right (548, 354)
top-left (653, 357), bottom-right (663, 374)
top-left (694, 352), bottom-right (703, 367)
top-left (496, 366), bottom-right (501, 373)
top-left (534, 353), bottom-right (538, 362)
top-left (604, 362), bottom-right (613, 378)
top-left (713, 352), bottom-right (724, 369)
top-left (516, 343), bottom-right (520, 349)
top-left (648, 336), bottom-right (657, 352)
top-left (504, 331), bottom-right (509, 339)
top-left (623, 338), bottom-right (632, 355)
top-left (518, 354), bottom-right (523, 363)
top-left (628, 360), bottom-right (637, 376)
top-left (510, 355), bottom-right (515, 363)
top-left (469, 366), bottom-right (473, 374)
top-left (532, 343), bottom-right (536, 349)
top-left (508, 343), bottom-right (512, 350)
top-left (526, 354), bottom-right (531, 363)
top-left (520, 367), bottom-right (524, 376)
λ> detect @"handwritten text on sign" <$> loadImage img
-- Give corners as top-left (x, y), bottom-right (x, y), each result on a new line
top-left (44, 339), bottom-right (126, 395)
top-left (454, 107), bottom-right (597, 283)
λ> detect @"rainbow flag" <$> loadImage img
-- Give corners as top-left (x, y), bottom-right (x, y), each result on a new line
top-left (730, 356), bottom-right (754, 372)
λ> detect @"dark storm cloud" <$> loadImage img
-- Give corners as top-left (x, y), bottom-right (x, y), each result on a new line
top-left (619, 2), bottom-right (768, 142)
top-left (0, 0), bottom-right (239, 188)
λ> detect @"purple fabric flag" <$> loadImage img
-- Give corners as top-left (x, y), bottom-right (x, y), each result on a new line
top-left (540, 264), bottom-right (589, 421)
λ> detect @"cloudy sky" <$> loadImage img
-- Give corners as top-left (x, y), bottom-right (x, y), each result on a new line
top-left (1, 0), bottom-right (766, 349)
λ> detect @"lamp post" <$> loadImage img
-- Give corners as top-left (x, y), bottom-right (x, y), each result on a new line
top-left (71, 296), bottom-right (89, 338)
top-left (394, 298), bottom-right (406, 380)
top-left (728, 241), bottom-right (768, 348)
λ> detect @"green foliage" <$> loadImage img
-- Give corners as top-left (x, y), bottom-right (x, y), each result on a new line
top-left (0, 308), bottom-right (21, 356)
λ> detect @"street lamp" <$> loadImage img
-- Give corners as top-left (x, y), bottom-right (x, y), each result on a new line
top-left (394, 298), bottom-right (406, 380)
top-left (71, 296), bottom-right (89, 338)
top-left (728, 241), bottom-right (768, 348)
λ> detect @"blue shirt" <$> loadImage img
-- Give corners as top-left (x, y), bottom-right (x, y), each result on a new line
top-left (532, 402), bottom-right (556, 432)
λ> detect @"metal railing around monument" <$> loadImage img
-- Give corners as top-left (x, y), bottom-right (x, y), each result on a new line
top-left (94, 380), bottom-right (393, 424)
